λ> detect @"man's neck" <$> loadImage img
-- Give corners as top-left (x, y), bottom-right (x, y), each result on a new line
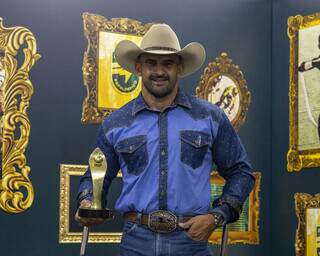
top-left (141, 87), bottom-right (178, 112)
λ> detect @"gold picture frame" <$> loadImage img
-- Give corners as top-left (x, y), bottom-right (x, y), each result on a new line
top-left (209, 171), bottom-right (261, 244)
top-left (196, 52), bottom-right (251, 131)
top-left (59, 164), bottom-right (260, 244)
top-left (81, 12), bottom-right (153, 124)
top-left (287, 12), bottom-right (320, 172)
top-left (59, 164), bottom-right (122, 243)
top-left (295, 193), bottom-right (320, 256)
top-left (0, 18), bottom-right (40, 213)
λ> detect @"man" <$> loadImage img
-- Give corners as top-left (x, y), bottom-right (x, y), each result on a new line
top-left (75, 24), bottom-right (255, 256)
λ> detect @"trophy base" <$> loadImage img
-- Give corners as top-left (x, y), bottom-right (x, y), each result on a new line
top-left (78, 208), bottom-right (114, 219)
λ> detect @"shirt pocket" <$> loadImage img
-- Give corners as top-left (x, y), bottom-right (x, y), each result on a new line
top-left (116, 135), bottom-right (149, 175)
top-left (180, 130), bottom-right (211, 169)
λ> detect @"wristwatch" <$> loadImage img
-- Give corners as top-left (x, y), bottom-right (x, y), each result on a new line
top-left (211, 213), bottom-right (226, 227)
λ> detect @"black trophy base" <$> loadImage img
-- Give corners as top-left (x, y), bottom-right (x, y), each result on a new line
top-left (78, 207), bottom-right (113, 220)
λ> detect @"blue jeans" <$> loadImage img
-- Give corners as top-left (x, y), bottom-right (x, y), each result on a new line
top-left (119, 221), bottom-right (214, 256)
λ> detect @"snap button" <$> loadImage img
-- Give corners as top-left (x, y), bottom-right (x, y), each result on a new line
top-left (195, 135), bottom-right (202, 146)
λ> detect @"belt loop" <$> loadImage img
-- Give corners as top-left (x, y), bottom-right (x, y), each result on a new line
top-left (137, 213), bottom-right (142, 225)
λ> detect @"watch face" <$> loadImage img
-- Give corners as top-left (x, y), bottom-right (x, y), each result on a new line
top-left (212, 213), bottom-right (225, 226)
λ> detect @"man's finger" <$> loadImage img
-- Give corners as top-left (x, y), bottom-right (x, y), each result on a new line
top-left (178, 217), bottom-right (194, 229)
top-left (80, 199), bottom-right (93, 208)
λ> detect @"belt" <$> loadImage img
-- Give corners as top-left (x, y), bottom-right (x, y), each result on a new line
top-left (124, 210), bottom-right (193, 233)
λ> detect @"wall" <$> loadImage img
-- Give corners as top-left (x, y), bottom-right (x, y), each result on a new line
top-left (0, 0), bottom-right (271, 255)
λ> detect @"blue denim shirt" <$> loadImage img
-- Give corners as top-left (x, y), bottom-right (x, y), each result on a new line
top-left (78, 89), bottom-right (255, 223)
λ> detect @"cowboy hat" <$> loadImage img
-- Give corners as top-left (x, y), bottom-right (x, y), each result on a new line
top-left (114, 23), bottom-right (206, 77)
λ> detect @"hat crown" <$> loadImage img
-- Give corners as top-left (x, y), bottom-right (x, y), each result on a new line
top-left (140, 24), bottom-right (181, 52)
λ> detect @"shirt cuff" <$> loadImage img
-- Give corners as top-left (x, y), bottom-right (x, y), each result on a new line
top-left (211, 204), bottom-right (231, 223)
top-left (77, 188), bottom-right (93, 207)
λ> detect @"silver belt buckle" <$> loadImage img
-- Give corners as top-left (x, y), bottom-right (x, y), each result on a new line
top-left (148, 210), bottom-right (177, 233)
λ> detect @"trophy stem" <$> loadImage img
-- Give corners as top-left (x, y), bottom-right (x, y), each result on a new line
top-left (89, 148), bottom-right (107, 210)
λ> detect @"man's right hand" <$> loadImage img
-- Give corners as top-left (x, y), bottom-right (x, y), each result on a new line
top-left (74, 199), bottom-right (105, 227)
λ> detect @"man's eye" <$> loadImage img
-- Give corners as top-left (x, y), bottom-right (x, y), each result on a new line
top-left (164, 61), bottom-right (174, 66)
top-left (145, 60), bottom-right (155, 65)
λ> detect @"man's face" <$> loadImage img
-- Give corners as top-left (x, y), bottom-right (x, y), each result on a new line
top-left (135, 53), bottom-right (183, 98)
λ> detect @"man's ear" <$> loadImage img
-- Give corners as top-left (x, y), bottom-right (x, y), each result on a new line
top-left (135, 62), bottom-right (142, 76)
top-left (177, 62), bottom-right (184, 77)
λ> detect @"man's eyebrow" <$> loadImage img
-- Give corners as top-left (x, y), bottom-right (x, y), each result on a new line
top-left (144, 58), bottom-right (156, 62)
top-left (162, 59), bottom-right (175, 62)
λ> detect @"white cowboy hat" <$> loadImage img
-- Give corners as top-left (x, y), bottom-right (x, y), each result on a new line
top-left (114, 23), bottom-right (206, 77)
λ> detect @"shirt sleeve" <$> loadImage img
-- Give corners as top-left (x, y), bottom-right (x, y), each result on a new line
top-left (77, 126), bottom-right (120, 207)
top-left (211, 109), bottom-right (255, 223)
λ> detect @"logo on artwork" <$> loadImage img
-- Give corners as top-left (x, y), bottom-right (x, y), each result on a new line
top-left (111, 53), bottom-right (139, 93)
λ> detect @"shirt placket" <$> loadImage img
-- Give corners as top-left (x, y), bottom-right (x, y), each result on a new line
top-left (158, 111), bottom-right (168, 210)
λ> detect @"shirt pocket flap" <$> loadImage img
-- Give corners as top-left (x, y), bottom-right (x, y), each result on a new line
top-left (116, 135), bottom-right (147, 154)
top-left (180, 130), bottom-right (211, 148)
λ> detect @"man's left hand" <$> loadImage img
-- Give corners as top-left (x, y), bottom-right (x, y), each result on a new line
top-left (178, 214), bottom-right (222, 242)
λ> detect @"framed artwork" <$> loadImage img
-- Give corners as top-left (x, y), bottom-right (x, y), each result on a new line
top-left (0, 18), bottom-right (40, 213)
top-left (59, 164), bottom-right (123, 243)
top-left (287, 12), bottom-right (320, 172)
top-left (196, 52), bottom-right (251, 131)
top-left (59, 164), bottom-right (260, 244)
top-left (295, 193), bottom-right (320, 256)
top-left (81, 12), bottom-right (153, 124)
top-left (209, 171), bottom-right (261, 244)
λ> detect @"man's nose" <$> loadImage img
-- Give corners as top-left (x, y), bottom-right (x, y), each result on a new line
top-left (153, 64), bottom-right (166, 75)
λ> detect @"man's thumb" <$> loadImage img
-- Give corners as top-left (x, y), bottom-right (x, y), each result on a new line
top-left (178, 219), bottom-right (193, 229)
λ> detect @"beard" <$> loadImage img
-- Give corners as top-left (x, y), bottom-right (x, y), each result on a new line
top-left (142, 74), bottom-right (178, 98)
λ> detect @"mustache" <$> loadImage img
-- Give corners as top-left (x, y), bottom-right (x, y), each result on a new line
top-left (149, 74), bottom-right (169, 81)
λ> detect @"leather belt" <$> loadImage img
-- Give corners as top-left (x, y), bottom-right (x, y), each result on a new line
top-left (124, 210), bottom-right (193, 233)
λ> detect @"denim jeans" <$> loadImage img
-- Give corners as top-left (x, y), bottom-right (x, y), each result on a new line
top-left (119, 221), bottom-right (214, 256)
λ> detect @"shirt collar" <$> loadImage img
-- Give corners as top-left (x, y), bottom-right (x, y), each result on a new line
top-left (132, 89), bottom-right (192, 116)
top-left (173, 89), bottom-right (192, 109)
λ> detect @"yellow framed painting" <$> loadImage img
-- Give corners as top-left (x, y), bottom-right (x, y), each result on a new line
top-left (98, 32), bottom-right (142, 110)
top-left (287, 12), bottom-right (320, 172)
top-left (196, 52), bottom-right (251, 131)
top-left (59, 164), bottom-right (123, 243)
top-left (295, 193), bottom-right (320, 256)
top-left (81, 13), bottom-right (153, 124)
top-left (209, 171), bottom-right (261, 244)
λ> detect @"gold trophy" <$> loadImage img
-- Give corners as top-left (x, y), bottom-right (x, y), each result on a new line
top-left (78, 147), bottom-right (114, 219)
top-left (78, 147), bottom-right (114, 256)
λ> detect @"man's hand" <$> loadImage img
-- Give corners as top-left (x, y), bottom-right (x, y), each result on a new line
top-left (178, 214), bottom-right (222, 242)
top-left (74, 199), bottom-right (105, 227)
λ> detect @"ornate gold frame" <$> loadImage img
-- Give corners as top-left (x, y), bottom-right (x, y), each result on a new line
top-left (287, 12), bottom-right (320, 172)
top-left (0, 18), bottom-right (40, 213)
top-left (209, 171), bottom-right (261, 244)
top-left (295, 193), bottom-right (320, 256)
top-left (59, 164), bottom-right (260, 244)
top-left (59, 164), bottom-right (122, 243)
top-left (81, 12), bottom-right (153, 124)
top-left (196, 52), bottom-right (251, 131)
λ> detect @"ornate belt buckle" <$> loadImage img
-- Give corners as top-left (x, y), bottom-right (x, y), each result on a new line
top-left (148, 210), bottom-right (177, 233)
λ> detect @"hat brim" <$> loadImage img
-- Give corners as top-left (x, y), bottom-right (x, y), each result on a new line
top-left (114, 40), bottom-right (205, 77)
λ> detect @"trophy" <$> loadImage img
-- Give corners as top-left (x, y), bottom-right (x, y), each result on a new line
top-left (79, 147), bottom-right (114, 256)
